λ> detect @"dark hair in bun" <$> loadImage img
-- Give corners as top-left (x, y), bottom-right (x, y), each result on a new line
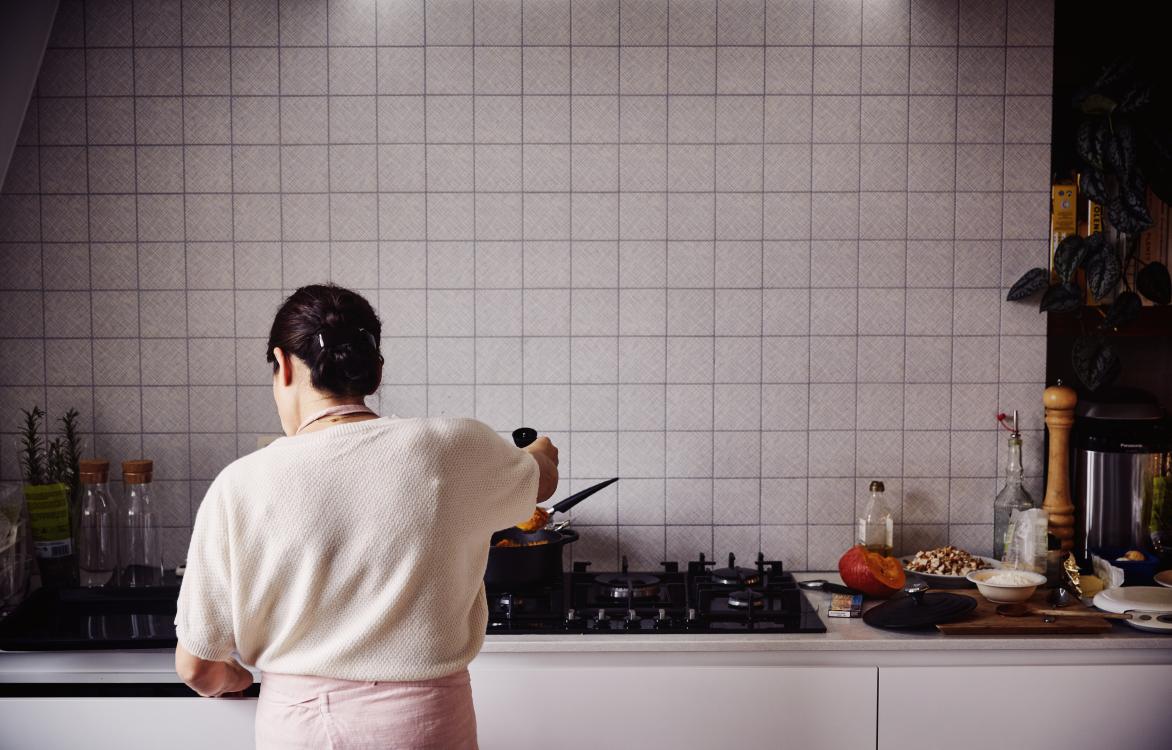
top-left (266, 284), bottom-right (383, 397)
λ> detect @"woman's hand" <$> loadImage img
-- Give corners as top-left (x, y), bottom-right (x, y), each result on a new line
top-left (524, 436), bottom-right (559, 503)
top-left (176, 643), bottom-right (255, 697)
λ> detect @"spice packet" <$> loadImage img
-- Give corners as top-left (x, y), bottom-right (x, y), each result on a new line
top-left (828, 593), bottom-right (864, 618)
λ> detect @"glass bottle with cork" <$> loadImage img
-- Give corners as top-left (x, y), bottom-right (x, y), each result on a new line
top-left (994, 411), bottom-right (1034, 561)
top-left (118, 460), bottom-right (164, 587)
top-left (857, 480), bottom-right (894, 556)
top-left (77, 459), bottom-right (118, 587)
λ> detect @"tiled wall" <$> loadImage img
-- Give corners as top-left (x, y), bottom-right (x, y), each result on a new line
top-left (0, 0), bottom-right (1053, 571)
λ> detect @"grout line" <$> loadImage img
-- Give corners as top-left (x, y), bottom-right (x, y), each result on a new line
top-left (227, 0), bottom-right (238, 452)
top-left (805, 7), bottom-right (814, 567)
top-left (854, 0), bottom-right (863, 548)
top-left (900, 0), bottom-right (913, 546)
top-left (664, 1), bottom-right (671, 559)
top-left (712, 3), bottom-right (721, 559)
top-left (758, 0), bottom-right (766, 557)
top-left (180, 3), bottom-right (192, 530)
top-left (472, 4), bottom-right (477, 423)
top-left (372, 0), bottom-right (379, 413)
top-left (130, 0), bottom-right (143, 459)
top-left (325, 0), bottom-right (331, 280)
top-left (946, 0), bottom-right (961, 544)
top-left (422, 2), bottom-right (429, 414)
top-left (79, 9), bottom-right (96, 448)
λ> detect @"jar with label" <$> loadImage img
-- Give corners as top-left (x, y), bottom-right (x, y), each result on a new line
top-left (857, 480), bottom-right (893, 557)
top-left (118, 460), bottom-right (164, 587)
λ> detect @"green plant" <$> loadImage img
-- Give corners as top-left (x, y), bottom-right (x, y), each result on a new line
top-left (19, 407), bottom-right (46, 486)
top-left (1007, 55), bottom-right (1172, 391)
top-left (17, 407), bottom-right (83, 491)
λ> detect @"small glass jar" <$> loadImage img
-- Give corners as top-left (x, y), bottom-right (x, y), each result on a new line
top-left (77, 460), bottom-right (118, 587)
top-left (118, 460), bottom-right (164, 587)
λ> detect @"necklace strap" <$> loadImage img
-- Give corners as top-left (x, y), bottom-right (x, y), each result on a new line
top-left (295, 404), bottom-right (376, 434)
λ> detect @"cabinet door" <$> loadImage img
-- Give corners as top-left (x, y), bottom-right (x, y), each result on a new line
top-left (0, 697), bottom-right (258, 749)
top-left (878, 665), bottom-right (1172, 750)
top-left (471, 665), bottom-right (877, 750)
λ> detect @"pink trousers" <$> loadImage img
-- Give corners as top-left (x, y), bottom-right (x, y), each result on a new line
top-left (255, 669), bottom-right (478, 750)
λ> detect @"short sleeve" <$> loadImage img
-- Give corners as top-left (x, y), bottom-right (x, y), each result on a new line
top-left (441, 419), bottom-right (540, 534)
top-left (174, 479), bottom-right (236, 661)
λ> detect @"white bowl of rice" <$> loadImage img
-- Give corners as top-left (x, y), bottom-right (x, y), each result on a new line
top-left (966, 568), bottom-right (1048, 603)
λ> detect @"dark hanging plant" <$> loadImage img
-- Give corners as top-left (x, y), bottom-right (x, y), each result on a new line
top-left (1008, 230), bottom-right (1170, 392)
top-left (1006, 54), bottom-right (1172, 392)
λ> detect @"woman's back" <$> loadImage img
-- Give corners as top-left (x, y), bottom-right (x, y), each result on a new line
top-left (175, 415), bottom-right (537, 682)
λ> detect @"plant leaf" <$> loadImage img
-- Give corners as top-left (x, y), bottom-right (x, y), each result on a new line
top-left (1052, 235), bottom-right (1087, 282)
top-left (1006, 267), bottom-right (1050, 301)
top-left (1079, 93), bottom-right (1117, 116)
top-left (1103, 290), bottom-right (1142, 327)
top-left (1106, 176), bottom-right (1153, 235)
top-left (1071, 337), bottom-right (1120, 392)
top-left (1039, 283), bottom-right (1083, 313)
top-left (1137, 261), bottom-right (1172, 304)
top-left (1084, 239), bottom-right (1122, 299)
top-left (1102, 121), bottom-right (1138, 178)
top-left (1117, 81), bottom-right (1152, 113)
top-left (1079, 166), bottom-right (1109, 205)
top-left (1076, 119), bottom-right (1105, 170)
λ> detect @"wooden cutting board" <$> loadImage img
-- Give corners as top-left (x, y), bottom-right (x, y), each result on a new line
top-left (935, 589), bottom-right (1113, 635)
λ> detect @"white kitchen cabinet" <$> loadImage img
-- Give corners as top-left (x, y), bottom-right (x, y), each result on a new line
top-left (878, 665), bottom-right (1172, 750)
top-left (470, 664), bottom-right (878, 750)
top-left (0, 697), bottom-right (258, 749)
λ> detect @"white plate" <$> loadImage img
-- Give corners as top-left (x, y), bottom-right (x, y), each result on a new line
top-left (1154, 570), bottom-right (1172, 589)
top-left (1094, 587), bottom-right (1172, 633)
top-left (901, 556), bottom-right (1000, 587)
top-left (1094, 586), bottom-right (1172, 613)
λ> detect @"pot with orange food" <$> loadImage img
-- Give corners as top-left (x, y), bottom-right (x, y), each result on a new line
top-left (484, 476), bottom-right (619, 586)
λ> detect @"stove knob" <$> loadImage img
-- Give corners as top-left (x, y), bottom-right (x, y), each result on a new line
top-left (653, 608), bottom-right (671, 630)
top-left (625, 609), bottom-right (642, 631)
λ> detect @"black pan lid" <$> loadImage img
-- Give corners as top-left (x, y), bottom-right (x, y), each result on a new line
top-left (862, 591), bottom-right (977, 629)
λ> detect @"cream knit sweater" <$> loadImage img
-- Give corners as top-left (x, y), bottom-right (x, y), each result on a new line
top-left (175, 416), bottom-right (539, 681)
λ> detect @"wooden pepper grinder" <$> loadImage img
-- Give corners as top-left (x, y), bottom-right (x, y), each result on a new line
top-left (1042, 383), bottom-right (1078, 551)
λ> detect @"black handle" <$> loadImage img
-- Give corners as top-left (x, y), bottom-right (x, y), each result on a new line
top-left (799, 580), bottom-right (861, 596)
top-left (512, 427), bottom-right (537, 448)
top-left (551, 477), bottom-right (620, 514)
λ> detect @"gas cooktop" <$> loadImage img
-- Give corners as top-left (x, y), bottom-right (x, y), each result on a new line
top-left (486, 553), bottom-right (826, 634)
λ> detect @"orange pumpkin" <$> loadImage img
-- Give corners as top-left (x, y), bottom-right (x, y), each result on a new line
top-left (837, 545), bottom-right (906, 598)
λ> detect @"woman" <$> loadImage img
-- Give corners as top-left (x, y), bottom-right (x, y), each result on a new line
top-left (174, 284), bottom-right (559, 749)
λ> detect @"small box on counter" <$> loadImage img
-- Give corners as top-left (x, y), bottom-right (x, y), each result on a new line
top-left (828, 593), bottom-right (864, 618)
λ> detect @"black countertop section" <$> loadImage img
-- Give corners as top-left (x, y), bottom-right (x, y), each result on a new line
top-left (0, 585), bottom-right (179, 651)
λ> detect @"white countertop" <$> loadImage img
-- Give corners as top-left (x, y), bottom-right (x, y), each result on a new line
top-left (3, 574), bottom-right (1170, 682)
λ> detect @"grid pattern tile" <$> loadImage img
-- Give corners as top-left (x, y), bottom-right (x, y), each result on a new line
top-left (0, 0), bottom-right (1052, 570)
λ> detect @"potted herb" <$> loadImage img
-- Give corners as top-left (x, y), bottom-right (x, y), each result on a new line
top-left (1006, 55), bottom-right (1171, 391)
top-left (18, 407), bottom-right (83, 587)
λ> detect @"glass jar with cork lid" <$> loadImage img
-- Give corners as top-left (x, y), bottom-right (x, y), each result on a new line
top-left (119, 460), bottom-right (164, 587)
top-left (77, 459), bottom-right (117, 587)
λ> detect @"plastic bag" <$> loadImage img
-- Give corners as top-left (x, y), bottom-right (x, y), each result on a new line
top-left (1003, 507), bottom-right (1048, 573)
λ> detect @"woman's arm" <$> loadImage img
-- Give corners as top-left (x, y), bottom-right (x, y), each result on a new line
top-left (523, 436), bottom-right (559, 503)
top-left (175, 643), bottom-right (254, 697)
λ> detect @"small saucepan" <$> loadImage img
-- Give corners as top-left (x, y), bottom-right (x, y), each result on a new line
top-left (485, 477), bottom-right (619, 585)
top-left (484, 428), bottom-right (618, 585)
